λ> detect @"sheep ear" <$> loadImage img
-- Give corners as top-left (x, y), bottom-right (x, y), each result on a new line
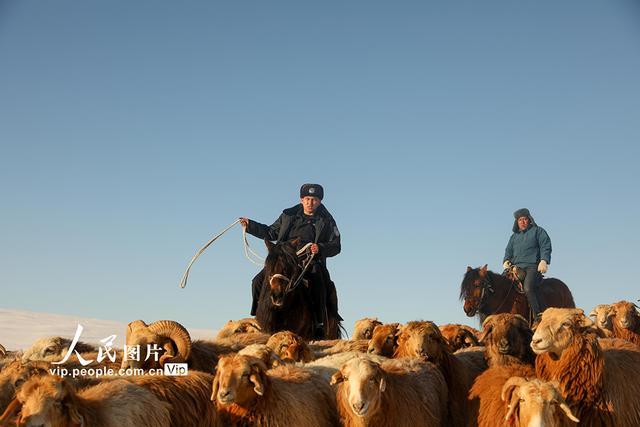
top-left (480, 264), bottom-right (488, 275)
top-left (210, 373), bottom-right (219, 401)
top-left (249, 373), bottom-right (265, 396)
top-left (379, 377), bottom-right (386, 393)
top-left (330, 371), bottom-right (344, 385)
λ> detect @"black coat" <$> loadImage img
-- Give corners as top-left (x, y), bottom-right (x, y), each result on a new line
top-left (246, 204), bottom-right (341, 263)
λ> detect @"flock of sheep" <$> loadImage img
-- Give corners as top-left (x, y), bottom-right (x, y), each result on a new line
top-left (1, 299), bottom-right (639, 426)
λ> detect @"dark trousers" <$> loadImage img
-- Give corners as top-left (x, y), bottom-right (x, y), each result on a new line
top-left (250, 265), bottom-right (329, 325)
top-left (523, 266), bottom-right (542, 315)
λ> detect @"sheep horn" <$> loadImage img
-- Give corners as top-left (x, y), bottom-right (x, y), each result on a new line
top-left (501, 376), bottom-right (527, 402)
top-left (0, 343), bottom-right (5, 356)
top-left (0, 398), bottom-right (22, 424)
top-left (481, 315), bottom-right (496, 329)
top-left (512, 314), bottom-right (529, 325)
top-left (148, 320), bottom-right (192, 365)
top-left (559, 402), bottom-right (579, 423)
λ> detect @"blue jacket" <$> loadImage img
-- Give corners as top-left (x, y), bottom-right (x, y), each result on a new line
top-left (504, 224), bottom-right (552, 268)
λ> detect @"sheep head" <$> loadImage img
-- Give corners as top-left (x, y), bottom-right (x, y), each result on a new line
top-left (211, 355), bottom-right (268, 408)
top-left (0, 360), bottom-right (50, 414)
top-left (121, 320), bottom-right (191, 370)
top-left (394, 321), bottom-right (448, 362)
top-left (367, 323), bottom-right (400, 357)
top-left (216, 318), bottom-right (262, 339)
top-left (480, 314), bottom-right (534, 366)
top-left (331, 357), bottom-right (386, 418)
top-left (353, 318), bottom-right (383, 340)
top-left (530, 308), bottom-right (593, 358)
top-left (9, 375), bottom-right (79, 427)
top-left (439, 324), bottom-right (479, 351)
top-left (610, 301), bottom-right (640, 331)
top-left (266, 331), bottom-right (312, 362)
top-left (21, 337), bottom-right (95, 363)
top-left (501, 377), bottom-right (579, 426)
top-left (588, 304), bottom-right (614, 331)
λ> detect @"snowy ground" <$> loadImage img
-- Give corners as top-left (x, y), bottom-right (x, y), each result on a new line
top-left (0, 308), bottom-right (216, 351)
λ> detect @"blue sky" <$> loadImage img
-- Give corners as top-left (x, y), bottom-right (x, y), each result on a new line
top-left (1, 0), bottom-right (639, 335)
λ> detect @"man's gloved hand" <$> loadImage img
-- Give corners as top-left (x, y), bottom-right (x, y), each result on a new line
top-left (503, 260), bottom-right (512, 270)
top-left (538, 260), bottom-right (548, 274)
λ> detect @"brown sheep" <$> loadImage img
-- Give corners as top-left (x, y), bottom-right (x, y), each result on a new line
top-left (367, 323), bottom-right (401, 357)
top-left (0, 359), bottom-right (108, 415)
top-left (353, 317), bottom-right (383, 340)
top-left (0, 360), bottom-right (51, 414)
top-left (532, 308), bottom-right (640, 426)
top-left (127, 371), bottom-right (220, 427)
top-left (609, 300), bottom-right (640, 345)
top-left (589, 304), bottom-right (614, 336)
top-left (439, 324), bottom-right (480, 352)
top-left (266, 330), bottom-right (313, 362)
top-left (331, 356), bottom-right (447, 427)
top-left (501, 377), bottom-right (579, 426)
top-left (216, 318), bottom-right (262, 339)
top-left (478, 314), bottom-right (535, 367)
top-left (394, 320), bottom-right (487, 427)
top-left (300, 351), bottom-right (389, 382)
top-left (0, 375), bottom-right (171, 427)
top-left (469, 364), bottom-right (577, 426)
top-left (469, 364), bottom-right (536, 427)
top-left (122, 319), bottom-right (268, 374)
top-left (211, 354), bottom-right (339, 426)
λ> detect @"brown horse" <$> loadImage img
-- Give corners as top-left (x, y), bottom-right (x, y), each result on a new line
top-left (459, 265), bottom-right (575, 325)
top-left (255, 239), bottom-right (342, 340)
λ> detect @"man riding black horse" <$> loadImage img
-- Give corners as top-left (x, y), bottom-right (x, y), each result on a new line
top-left (240, 183), bottom-right (341, 338)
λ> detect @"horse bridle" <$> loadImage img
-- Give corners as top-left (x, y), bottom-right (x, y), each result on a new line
top-left (474, 275), bottom-right (494, 312)
top-left (268, 252), bottom-right (316, 296)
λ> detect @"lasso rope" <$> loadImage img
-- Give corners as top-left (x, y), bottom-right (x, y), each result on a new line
top-left (179, 219), bottom-right (268, 289)
top-left (242, 227), bottom-right (265, 266)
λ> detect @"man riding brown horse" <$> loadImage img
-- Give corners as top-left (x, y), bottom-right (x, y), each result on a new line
top-left (240, 183), bottom-right (341, 338)
top-left (503, 208), bottom-right (552, 321)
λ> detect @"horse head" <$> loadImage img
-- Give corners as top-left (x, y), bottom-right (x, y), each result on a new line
top-left (263, 239), bottom-right (302, 308)
top-left (459, 265), bottom-right (490, 317)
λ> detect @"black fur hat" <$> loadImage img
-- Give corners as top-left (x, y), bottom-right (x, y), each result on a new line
top-left (300, 183), bottom-right (323, 200)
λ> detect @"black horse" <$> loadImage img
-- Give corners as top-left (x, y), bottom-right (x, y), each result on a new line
top-left (255, 239), bottom-right (342, 340)
top-left (459, 265), bottom-right (575, 325)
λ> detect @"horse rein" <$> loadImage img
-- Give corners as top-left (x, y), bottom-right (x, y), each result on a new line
top-left (268, 251), bottom-right (316, 296)
top-left (476, 273), bottom-right (513, 313)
